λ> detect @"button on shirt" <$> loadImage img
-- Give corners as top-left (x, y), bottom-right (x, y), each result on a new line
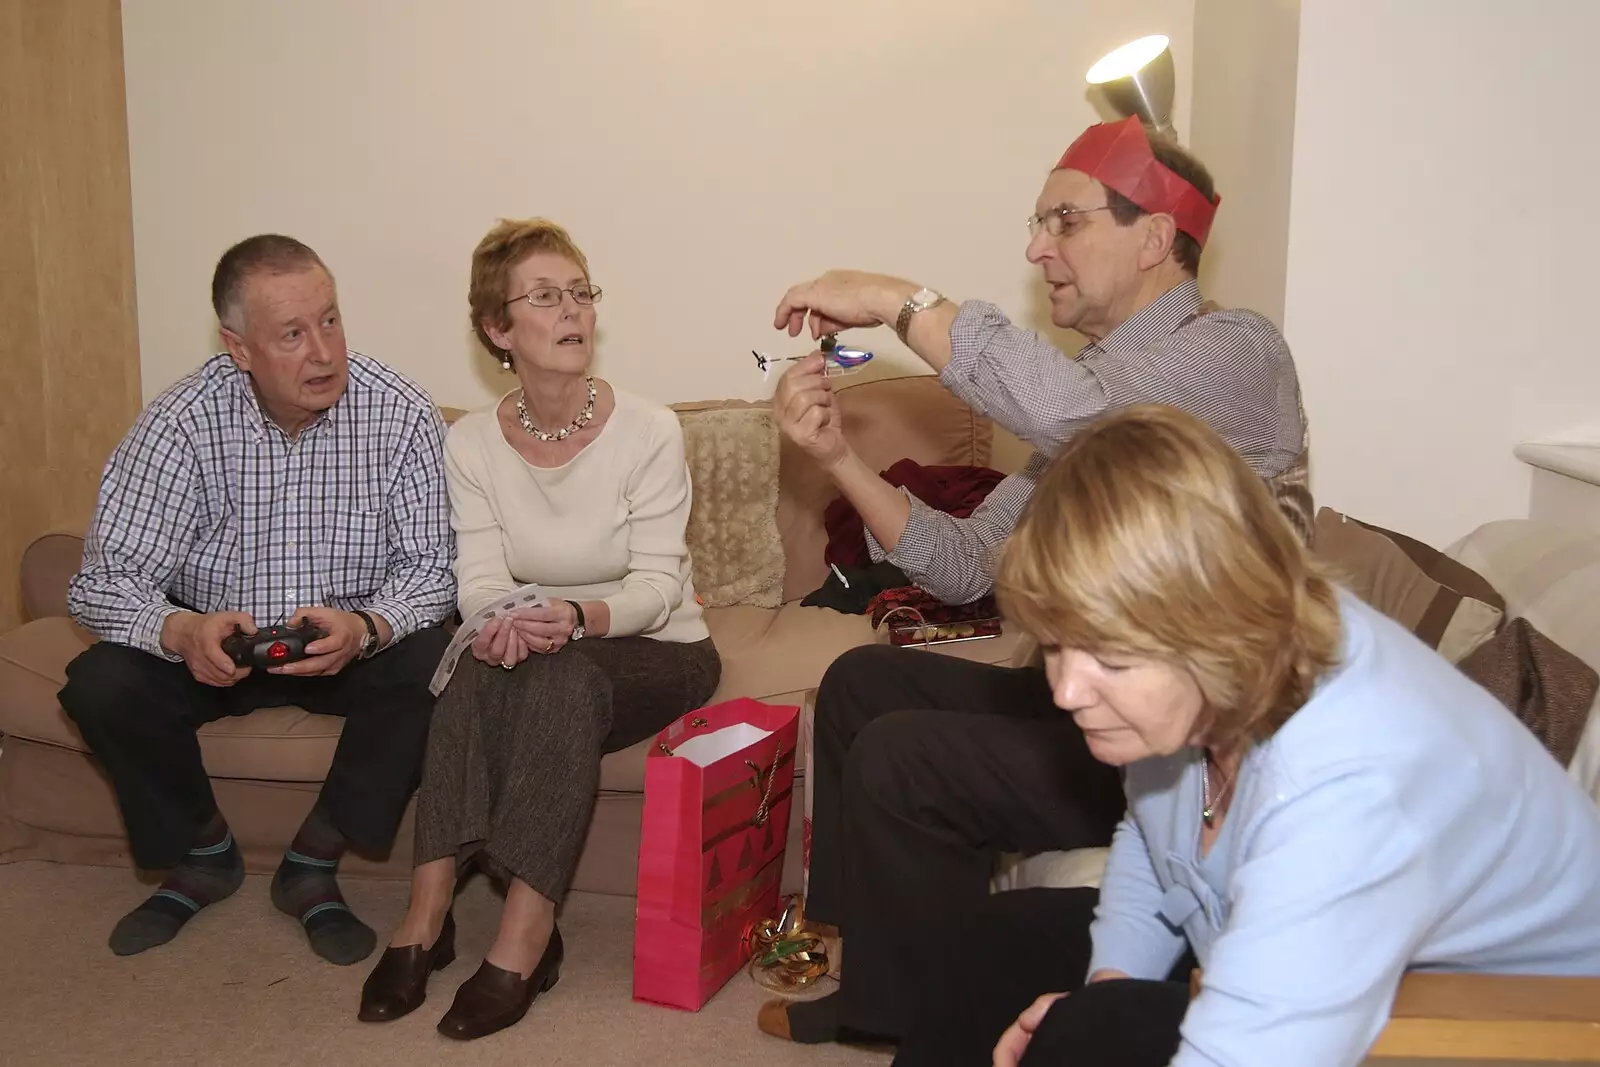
top-left (68, 352), bottom-right (456, 659)
top-left (865, 280), bottom-right (1311, 604)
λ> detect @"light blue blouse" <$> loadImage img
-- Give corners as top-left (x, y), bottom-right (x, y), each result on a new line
top-left (1088, 590), bottom-right (1600, 1066)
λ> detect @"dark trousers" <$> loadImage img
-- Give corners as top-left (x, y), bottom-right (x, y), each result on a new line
top-left (805, 644), bottom-right (1126, 1038)
top-left (895, 888), bottom-right (1191, 1067)
top-left (415, 637), bottom-right (721, 904)
top-left (58, 626), bottom-right (451, 870)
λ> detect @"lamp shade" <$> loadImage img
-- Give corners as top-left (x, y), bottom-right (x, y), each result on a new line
top-left (1086, 34), bottom-right (1176, 137)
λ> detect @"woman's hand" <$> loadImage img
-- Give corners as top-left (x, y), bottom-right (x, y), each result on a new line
top-left (993, 992), bottom-right (1069, 1067)
top-left (471, 616), bottom-right (523, 666)
top-left (507, 602), bottom-right (578, 655)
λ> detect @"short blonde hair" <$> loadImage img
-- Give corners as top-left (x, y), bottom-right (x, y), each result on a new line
top-left (996, 404), bottom-right (1342, 749)
top-left (467, 218), bottom-right (592, 359)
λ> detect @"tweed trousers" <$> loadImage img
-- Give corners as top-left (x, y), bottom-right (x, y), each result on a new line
top-left (413, 636), bottom-right (720, 901)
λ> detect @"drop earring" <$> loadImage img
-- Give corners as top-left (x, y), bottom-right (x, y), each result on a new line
top-left (500, 349), bottom-right (512, 371)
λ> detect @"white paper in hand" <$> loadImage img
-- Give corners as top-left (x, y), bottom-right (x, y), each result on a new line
top-left (428, 582), bottom-right (551, 696)
top-left (671, 723), bottom-right (773, 768)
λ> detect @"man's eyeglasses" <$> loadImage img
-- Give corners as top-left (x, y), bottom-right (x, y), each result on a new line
top-left (505, 284), bottom-right (604, 308)
top-left (1026, 205), bottom-right (1113, 238)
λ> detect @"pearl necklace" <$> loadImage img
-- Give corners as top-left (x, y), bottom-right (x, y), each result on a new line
top-left (516, 377), bottom-right (596, 442)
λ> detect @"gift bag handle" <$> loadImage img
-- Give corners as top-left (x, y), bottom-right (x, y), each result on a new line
top-left (746, 744), bottom-right (783, 827)
top-left (657, 715), bottom-right (711, 754)
top-left (653, 715), bottom-right (785, 826)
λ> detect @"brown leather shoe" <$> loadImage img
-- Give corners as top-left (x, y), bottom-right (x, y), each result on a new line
top-left (757, 998), bottom-right (796, 1040)
top-left (436, 925), bottom-right (563, 1041)
top-left (357, 913), bottom-right (457, 1023)
top-left (756, 991), bottom-right (852, 1044)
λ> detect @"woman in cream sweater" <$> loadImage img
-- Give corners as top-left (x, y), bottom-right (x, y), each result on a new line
top-left (358, 219), bottom-right (720, 1040)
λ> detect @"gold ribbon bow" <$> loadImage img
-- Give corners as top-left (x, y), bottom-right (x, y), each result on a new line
top-left (746, 894), bottom-right (831, 995)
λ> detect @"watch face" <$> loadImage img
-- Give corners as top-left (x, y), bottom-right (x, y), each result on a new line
top-left (912, 287), bottom-right (940, 307)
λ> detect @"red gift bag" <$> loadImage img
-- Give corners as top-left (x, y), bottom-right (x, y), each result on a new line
top-left (632, 698), bottom-right (800, 1011)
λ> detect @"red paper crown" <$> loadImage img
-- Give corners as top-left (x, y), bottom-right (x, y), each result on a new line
top-left (1055, 115), bottom-right (1220, 248)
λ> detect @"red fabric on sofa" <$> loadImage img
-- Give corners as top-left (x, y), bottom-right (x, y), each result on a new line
top-left (822, 459), bottom-right (1007, 568)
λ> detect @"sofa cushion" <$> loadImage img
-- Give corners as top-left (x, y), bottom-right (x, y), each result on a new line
top-left (672, 400), bottom-right (785, 609)
top-left (20, 532), bottom-right (83, 622)
top-left (779, 376), bottom-right (993, 601)
top-left (1448, 519), bottom-right (1600, 804)
top-left (0, 616), bottom-right (97, 750)
top-left (0, 616), bottom-right (684, 793)
top-left (704, 603), bottom-right (875, 707)
top-left (1346, 514), bottom-right (1506, 613)
top-left (1313, 508), bottom-right (1502, 663)
top-left (0, 617), bottom-right (344, 781)
top-left (1455, 616), bottom-right (1598, 768)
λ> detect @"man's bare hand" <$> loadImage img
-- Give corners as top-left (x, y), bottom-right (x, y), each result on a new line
top-left (993, 992), bottom-right (1069, 1067)
top-left (162, 610), bottom-right (255, 687)
top-left (772, 354), bottom-right (850, 470)
top-left (773, 270), bottom-right (916, 340)
top-left (266, 606), bottom-right (367, 677)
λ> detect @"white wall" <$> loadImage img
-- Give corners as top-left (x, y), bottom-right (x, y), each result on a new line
top-left (1284, 0), bottom-right (1600, 546)
top-left (1188, 0), bottom-right (1300, 326)
top-left (122, 0), bottom-right (1193, 410)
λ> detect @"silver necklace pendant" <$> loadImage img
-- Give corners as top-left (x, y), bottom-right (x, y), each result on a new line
top-left (1202, 750), bottom-right (1236, 826)
top-left (517, 376), bottom-right (597, 442)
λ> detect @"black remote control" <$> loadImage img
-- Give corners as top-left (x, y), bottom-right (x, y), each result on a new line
top-left (220, 621), bottom-right (326, 668)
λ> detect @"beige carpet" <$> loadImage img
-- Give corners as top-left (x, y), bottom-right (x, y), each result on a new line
top-left (1, 861), bottom-right (891, 1067)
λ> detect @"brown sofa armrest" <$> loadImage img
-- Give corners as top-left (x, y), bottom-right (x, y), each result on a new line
top-left (21, 531), bottom-right (85, 621)
top-left (1187, 969), bottom-right (1600, 1061)
top-left (1370, 972), bottom-right (1600, 1061)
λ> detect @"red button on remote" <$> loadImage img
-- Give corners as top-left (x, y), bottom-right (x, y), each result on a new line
top-left (268, 641), bottom-right (290, 660)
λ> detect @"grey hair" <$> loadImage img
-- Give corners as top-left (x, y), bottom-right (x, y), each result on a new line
top-left (210, 234), bottom-right (328, 333)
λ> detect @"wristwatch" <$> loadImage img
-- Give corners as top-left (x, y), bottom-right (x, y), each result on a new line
top-left (895, 286), bottom-right (946, 344)
top-left (352, 610), bottom-right (381, 658)
top-left (565, 600), bottom-right (587, 641)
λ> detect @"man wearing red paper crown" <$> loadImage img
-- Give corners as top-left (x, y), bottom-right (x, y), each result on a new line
top-left (760, 116), bottom-right (1313, 1047)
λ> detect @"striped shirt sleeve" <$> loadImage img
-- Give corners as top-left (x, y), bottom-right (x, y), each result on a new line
top-left (66, 408), bottom-right (199, 659)
top-left (864, 451), bottom-right (1048, 605)
top-left (942, 299), bottom-right (1110, 451)
top-left (361, 406), bottom-right (456, 642)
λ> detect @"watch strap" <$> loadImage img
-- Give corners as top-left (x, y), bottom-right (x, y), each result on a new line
top-left (352, 609), bottom-right (381, 657)
top-left (564, 599), bottom-right (587, 639)
top-left (895, 289), bottom-right (945, 345)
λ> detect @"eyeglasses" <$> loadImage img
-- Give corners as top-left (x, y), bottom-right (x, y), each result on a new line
top-left (504, 284), bottom-right (603, 308)
top-left (1026, 205), bottom-right (1113, 238)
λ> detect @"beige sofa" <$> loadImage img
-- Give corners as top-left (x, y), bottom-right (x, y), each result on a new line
top-left (0, 374), bottom-right (1029, 896)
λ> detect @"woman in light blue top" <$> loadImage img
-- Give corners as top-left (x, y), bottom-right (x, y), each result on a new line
top-left (892, 404), bottom-right (1600, 1067)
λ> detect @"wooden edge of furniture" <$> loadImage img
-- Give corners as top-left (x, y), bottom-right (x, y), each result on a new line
top-left (1189, 970), bottom-right (1600, 1061)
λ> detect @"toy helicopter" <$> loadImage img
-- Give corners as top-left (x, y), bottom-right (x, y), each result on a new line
top-left (752, 333), bottom-right (875, 382)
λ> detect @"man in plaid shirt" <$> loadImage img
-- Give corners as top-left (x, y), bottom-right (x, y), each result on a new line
top-left (59, 235), bottom-right (455, 968)
top-left (757, 119), bottom-right (1312, 1048)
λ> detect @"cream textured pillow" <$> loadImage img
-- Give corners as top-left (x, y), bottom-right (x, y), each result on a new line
top-left (673, 403), bottom-right (785, 609)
